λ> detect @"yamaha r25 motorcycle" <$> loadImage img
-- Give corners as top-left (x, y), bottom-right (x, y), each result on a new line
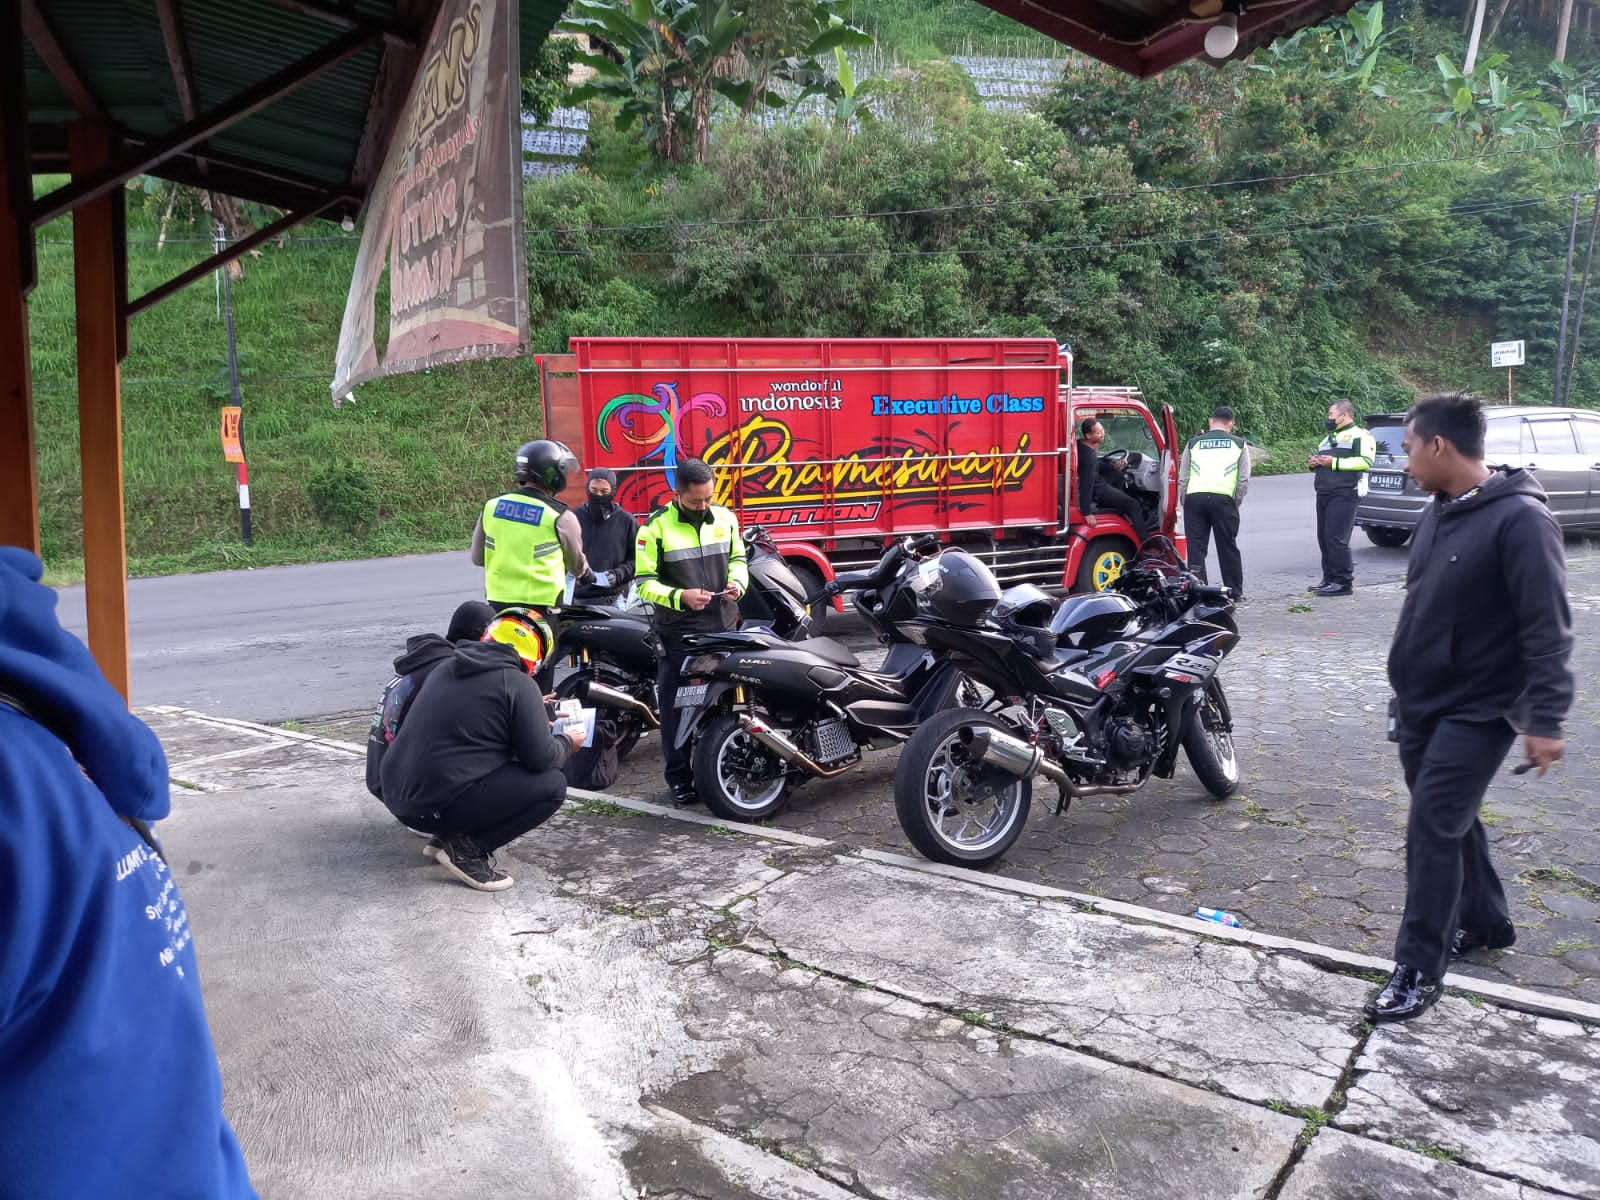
top-left (552, 528), bottom-right (817, 761)
top-left (893, 538), bottom-right (1240, 867)
top-left (672, 534), bottom-right (986, 823)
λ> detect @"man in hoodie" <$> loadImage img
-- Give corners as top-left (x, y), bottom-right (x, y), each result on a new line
top-left (365, 600), bottom-right (495, 801)
top-left (0, 546), bottom-right (256, 1197)
top-left (572, 467), bottom-right (640, 606)
top-left (1365, 393), bottom-right (1574, 1023)
top-left (379, 608), bottom-right (583, 891)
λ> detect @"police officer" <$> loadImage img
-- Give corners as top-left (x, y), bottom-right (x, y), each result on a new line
top-left (634, 458), bottom-right (749, 808)
top-left (470, 439), bottom-right (588, 613)
top-left (1179, 406), bottom-right (1250, 599)
top-left (1307, 399), bottom-right (1375, 596)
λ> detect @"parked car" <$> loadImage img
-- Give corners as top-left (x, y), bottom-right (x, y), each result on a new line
top-left (1356, 405), bottom-right (1600, 547)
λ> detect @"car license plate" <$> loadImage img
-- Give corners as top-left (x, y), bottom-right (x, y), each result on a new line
top-left (1368, 471), bottom-right (1404, 491)
top-left (675, 683), bottom-right (709, 708)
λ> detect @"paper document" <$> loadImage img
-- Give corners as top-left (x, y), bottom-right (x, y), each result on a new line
top-left (552, 706), bottom-right (596, 744)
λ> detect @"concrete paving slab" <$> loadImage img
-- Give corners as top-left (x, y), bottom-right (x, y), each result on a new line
top-left (1281, 1129), bottom-right (1569, 1199)
top-left (170, 738), bottom-right (363, 791)
top-left (142, 707), bottom-right (284, 767)
top-left (737, 856), bottom-right (1365, 1108)
top-left (657, 950), bottom-right (1307, 1200)
top-left (1340, 1002), bottom-right (1600, 1197)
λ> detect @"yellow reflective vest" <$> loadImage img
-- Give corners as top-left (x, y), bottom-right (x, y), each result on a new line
top-left (481, 490), bottom-right (567, 607)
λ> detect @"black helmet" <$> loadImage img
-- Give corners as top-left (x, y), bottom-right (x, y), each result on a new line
top-left (921, 549), bottom-right (1001, 625)
top-left (991, 584), bottom-right (1059, 659)
top-left (513, 440), bottom-right (578, 492)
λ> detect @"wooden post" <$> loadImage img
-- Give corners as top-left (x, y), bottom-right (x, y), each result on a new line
top-left (0, 0), bottom-right (39, 555)
top-left (70, 122), bottom-right (131, 702)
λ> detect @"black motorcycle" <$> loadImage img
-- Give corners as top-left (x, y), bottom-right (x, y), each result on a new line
top-left (552, 528), bottom-right (817, 760)
top-left (671, 534), bottom-right (986, 823)
top-left (891, 537), bottom-right (1240, 867)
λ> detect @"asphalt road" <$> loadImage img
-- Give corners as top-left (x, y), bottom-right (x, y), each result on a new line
top-left (56, 472), bottom-right (1406, 721)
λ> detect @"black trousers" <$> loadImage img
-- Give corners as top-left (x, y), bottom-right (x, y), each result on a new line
top-left (657, 635), bottom-right (694, 792)
top-left (1184, 492), bottom-right (1242, 593)
top-left (1315, 487), bottom-right (1359, 587)
top-left (1093, 483), bottom-right (1150, 545)
top-left (1393, 713), bottom-right (1517, 980)
top-left (410, 762), bottom-right (567, 854)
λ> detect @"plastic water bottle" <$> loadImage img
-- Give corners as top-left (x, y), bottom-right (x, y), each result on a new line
top-left (1195, 907), bottom-right (1242, 928)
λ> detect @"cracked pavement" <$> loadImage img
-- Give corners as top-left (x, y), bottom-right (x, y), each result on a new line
top-left (146, 707), bottom-right (1599, 1199)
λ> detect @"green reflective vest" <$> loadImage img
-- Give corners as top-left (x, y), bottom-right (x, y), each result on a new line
top-left (481, 490), bottom-right (566, 606)
top-left (1185, 432), bottom-right (1246, 498)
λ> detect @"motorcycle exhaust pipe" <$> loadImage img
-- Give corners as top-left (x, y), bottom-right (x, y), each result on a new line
top-left (960, 726), bottom-right (1144, 798)
top-left (737, 713), bottom-right (855, 779)
top-left (580, 681), bottom-right (661, 728)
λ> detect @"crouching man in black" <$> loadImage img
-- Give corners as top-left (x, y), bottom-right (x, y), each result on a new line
top-left (379, 608), bottom-right (584, 891)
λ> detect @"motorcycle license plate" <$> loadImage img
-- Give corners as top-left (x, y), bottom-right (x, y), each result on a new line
top-left (1368, 471), bottom-right (1404, 491)
top-left (675, 683), bottom-right (710, 708)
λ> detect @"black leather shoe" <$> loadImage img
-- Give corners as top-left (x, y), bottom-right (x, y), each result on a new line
top-left (1306, 581), bottom-right (1329, 593)
top-left (1452, 920), bottom-right (1517, 957)
top-left (668, 785), bottom-right (698, 808)
top-left (1312, 582), bottom-right (1353, 596)
top-left (1364, 965), bottom-right (1442, 1023)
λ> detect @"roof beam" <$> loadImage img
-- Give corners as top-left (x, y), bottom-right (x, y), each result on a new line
top-left (21, 0), bottom-right (110, 121)
top-left (125, 196), bottom-right (342, 316)
top-left (31, 23), bottom-right (380, 228)
top-left (265, 0), bottom-right (419, 48)
top-left (155, 0), bottom-right (203, 125)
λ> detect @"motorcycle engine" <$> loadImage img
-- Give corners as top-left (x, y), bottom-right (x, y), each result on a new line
top-left (1103, 714), bottom-right (1155, 769)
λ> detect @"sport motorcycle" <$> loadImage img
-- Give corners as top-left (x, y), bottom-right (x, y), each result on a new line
top-left (892, 537), bottom-right (1240, 867)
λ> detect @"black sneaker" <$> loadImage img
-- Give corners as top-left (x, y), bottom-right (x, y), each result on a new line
top-left (435, 836), bottom-right (513, 892)
top-left (669, 784), bottom-right (698, 808)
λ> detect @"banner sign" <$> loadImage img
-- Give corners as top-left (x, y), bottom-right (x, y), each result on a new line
top-left (330, 0), bottom-right (527, 401)
top-left (220, 406), bottom-right (245, 463)
top-left (1490, 339), bottom-right (1525, 368)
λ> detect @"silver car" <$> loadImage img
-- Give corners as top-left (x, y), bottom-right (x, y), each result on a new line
top-left (1356, 405), bottom-right (1600, 548)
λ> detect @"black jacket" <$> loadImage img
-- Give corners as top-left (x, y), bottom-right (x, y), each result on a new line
top-left (364, 633), bottom-right (457, 798)
top-left (572, 499), bottom-right (640, 605)
top-left (378, 640), bottom-right (572, 820)
top-left (1387, 468), bottom-right (1574, 737)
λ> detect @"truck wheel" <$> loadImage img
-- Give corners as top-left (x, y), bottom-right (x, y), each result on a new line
top-left (791, 562), bottom-right (828, 633)
top-left (1074, 538), bottom-right (1135, 593)
top-left (1363, 526), bottom-right (1411, 548)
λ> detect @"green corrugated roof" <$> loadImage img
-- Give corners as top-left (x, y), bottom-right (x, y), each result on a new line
top-left (22, 0), bottom-right (567, 218)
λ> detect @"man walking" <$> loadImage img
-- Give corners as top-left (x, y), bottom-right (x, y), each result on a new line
top-left (634, 458), bottom-right (748, 808)
top-left (1307, 398), bottom-right (1374, 596)
top-left (1366, 393), bottom-right (1573, 1023)
top-left (1076, 418), bottom-right (1150, 545)
top-left (1179, 406), bottom-right (1250, 598)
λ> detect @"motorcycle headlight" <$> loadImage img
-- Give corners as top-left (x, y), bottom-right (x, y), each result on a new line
top-left (685, 654), bottom-right (722, 675)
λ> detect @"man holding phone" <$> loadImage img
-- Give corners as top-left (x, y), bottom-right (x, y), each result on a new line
top-left (1367, 393), bottom-right (1573, 1023)
top-left (634, 458), bottom-right (749, 807)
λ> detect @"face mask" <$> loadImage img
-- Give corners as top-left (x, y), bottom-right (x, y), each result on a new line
top-left (676, 501), bottom-right (711, 527)
top-left (587, 492), bottom-right (614, 514)
top-left (1325, 418), bottom-right (1340, 432)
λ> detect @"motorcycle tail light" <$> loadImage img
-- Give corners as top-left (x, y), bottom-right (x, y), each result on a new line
top-left (685, 655), bottom-right (722, 674)
top-left (1094, 668), bottom-right (1117, 688)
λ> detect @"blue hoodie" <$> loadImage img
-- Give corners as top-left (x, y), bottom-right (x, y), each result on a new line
top-left (0, 547), bottom-right (256, 1199)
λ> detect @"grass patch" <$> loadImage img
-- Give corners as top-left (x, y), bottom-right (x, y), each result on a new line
top-left (1518, 866), bottom-right (1600, 902)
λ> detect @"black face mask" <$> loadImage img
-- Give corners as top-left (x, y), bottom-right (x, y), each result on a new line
top-left (676, 501), bottom-right (712, 527)
top-left (1325, 418), bottom-right (1340, 432)
top-left (586, 493), bottom-right (614, 515)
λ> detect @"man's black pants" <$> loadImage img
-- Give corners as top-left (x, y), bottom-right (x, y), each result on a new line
top-left (1393, 713), bottom-right (1517, 981)
top-left (409, 763), bottom-right (567, 854)
top-left (657, 636), bottom-right (694, 794)
top-left (1315, 487), bottom-right (1359, 587)
top-left (1183, 492), bottom-right (1242, 594)
top-left (1093, 483), bottom-right (1150, 545)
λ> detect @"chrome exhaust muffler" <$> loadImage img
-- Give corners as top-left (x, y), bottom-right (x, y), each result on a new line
top-left (959, 725), bottom-right (1142, 798)
top-left (737, 713), bottom-right (855, 779)
top-left (581, 681), bottom-right (661, 728)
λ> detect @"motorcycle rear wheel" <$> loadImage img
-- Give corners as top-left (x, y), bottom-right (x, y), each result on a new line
top-left (553, 664), bottom-right (651, 761)
top-left (893, 709), bottom-right (1032, 868)
top-left (1182, 680), bottom-right (1238, 798)
top-left (693, 712), bottom-right (791, 822)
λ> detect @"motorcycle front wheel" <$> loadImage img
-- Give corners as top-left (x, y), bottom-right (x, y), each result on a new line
top-left (553, 664), bottom-right (652, 761)
top-left (893, 709), bottom-right (1032, 868)
top-left (1181, 680), bottom-right (1238, 798)
top-left (692, 712), bottom-right (791, 822)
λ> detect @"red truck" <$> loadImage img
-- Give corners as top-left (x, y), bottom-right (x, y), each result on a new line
top-left (538, 337), bottom-right (1183, 599)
